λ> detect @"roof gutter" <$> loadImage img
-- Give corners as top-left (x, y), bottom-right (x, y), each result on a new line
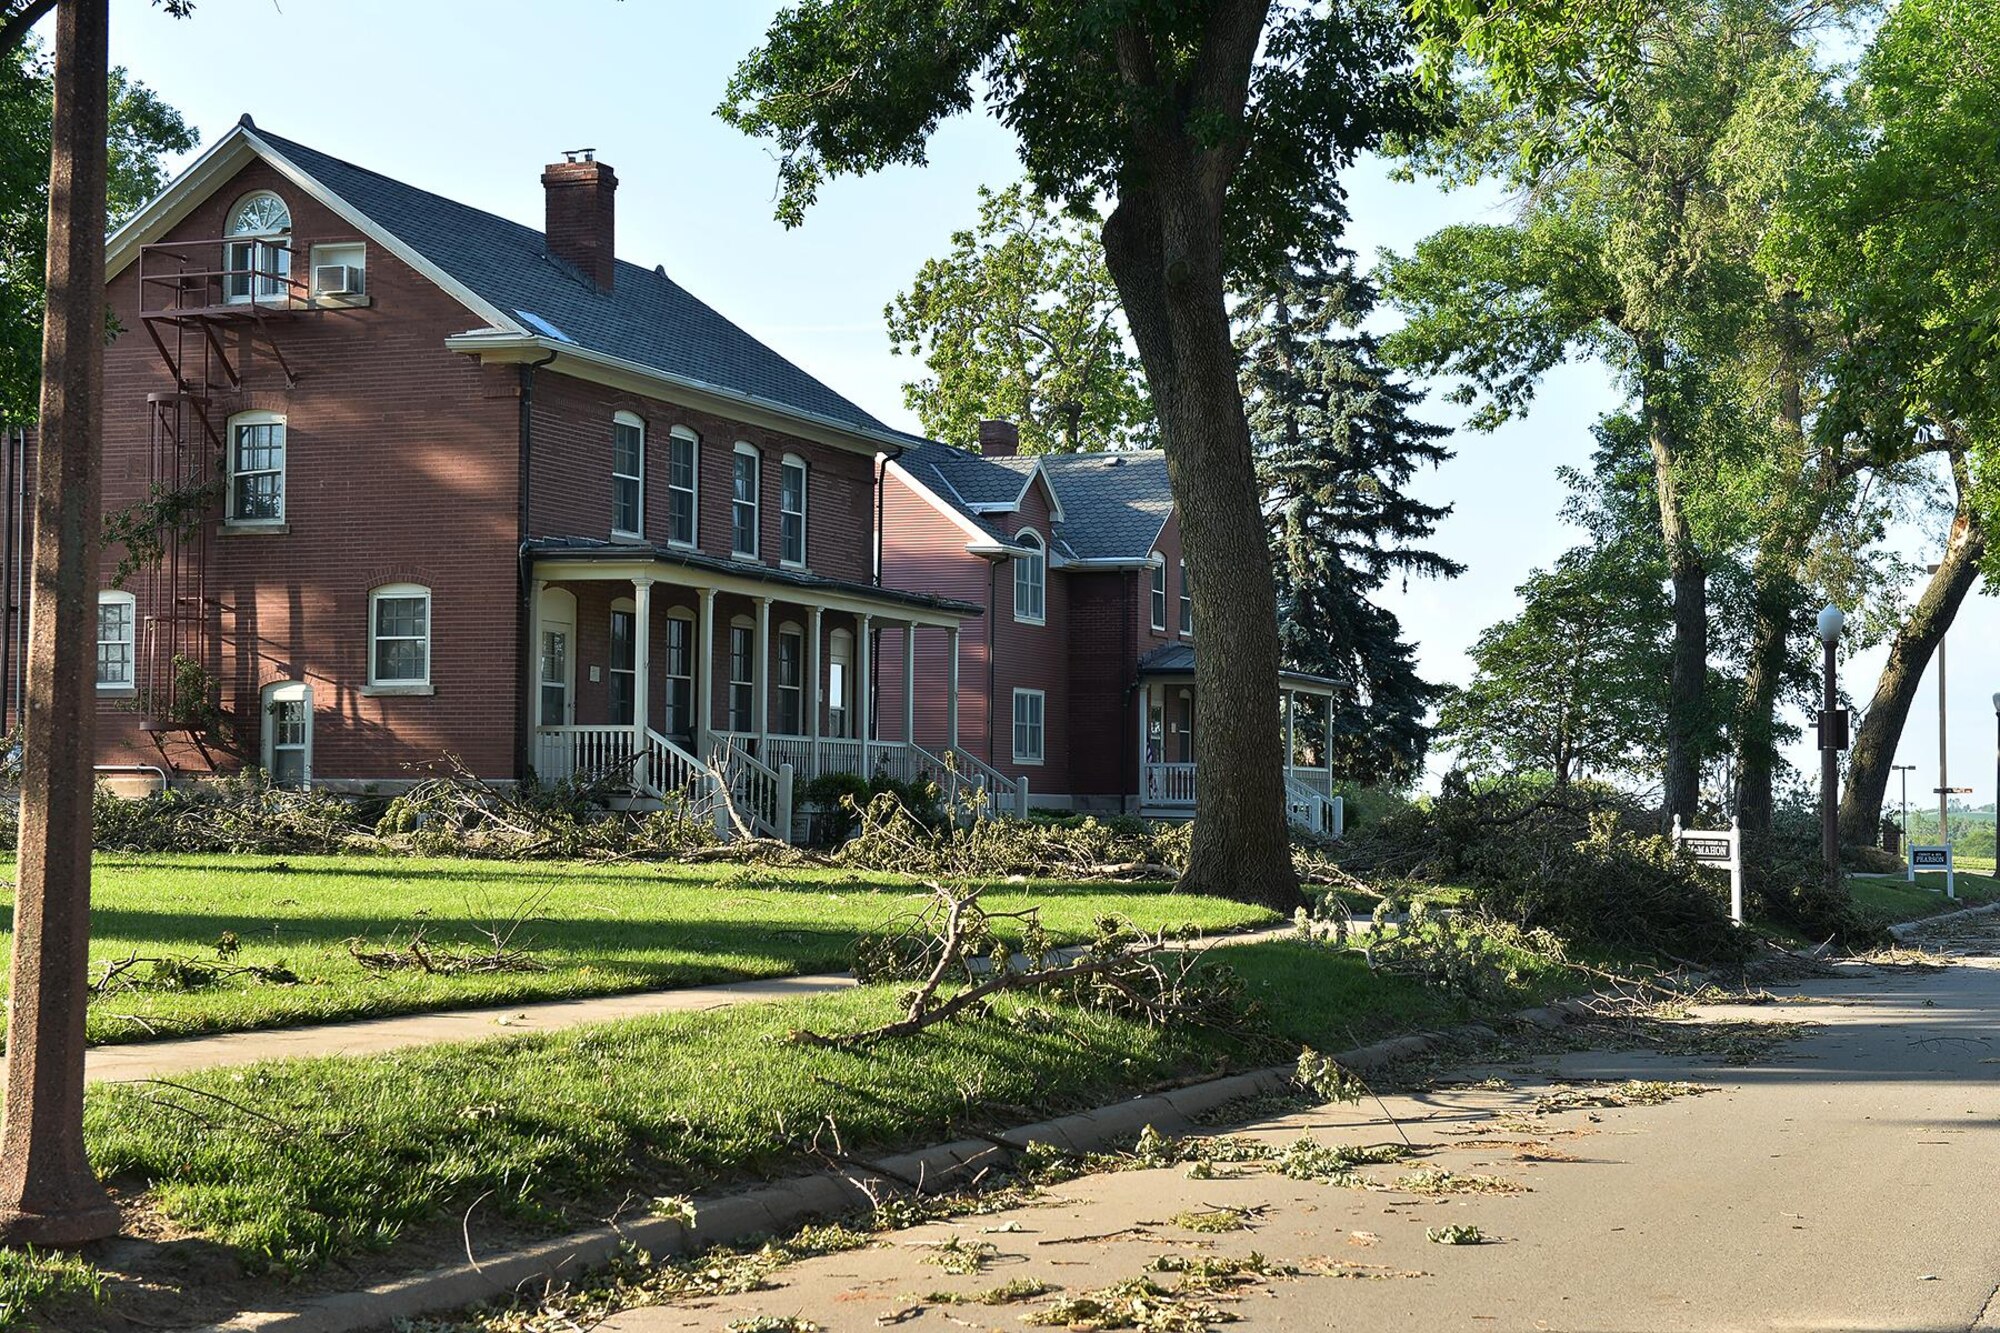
top-left (446, 330), bottom-right (914, 461)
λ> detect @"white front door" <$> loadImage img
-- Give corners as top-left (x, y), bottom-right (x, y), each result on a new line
top-left (262, 681), bottom-right (312, 788)
top-left (536, 588), bottom-right (577, 728)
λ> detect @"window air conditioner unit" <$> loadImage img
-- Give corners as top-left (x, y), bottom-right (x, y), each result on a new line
top-left (313, 264), bottom-right (363, 297)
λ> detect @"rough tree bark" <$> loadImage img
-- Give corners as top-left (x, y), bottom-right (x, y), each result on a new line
top-left (1641, 344), bottom-right (1706, 827)
top-left (1097, 0), bottom-right (1299, 910)
top-left (1838, 449), bottom-right (1987, 844)
top-left (0, 0), bottom-right (121, 1244)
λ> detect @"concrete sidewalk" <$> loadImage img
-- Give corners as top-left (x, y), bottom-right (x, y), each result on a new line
top-left (604, 957), bottom-right (2000, 1333)
top-left (70, 923), bottom-right (1306, 1085)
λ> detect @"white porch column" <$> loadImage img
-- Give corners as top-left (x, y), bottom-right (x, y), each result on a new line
top-left (1323, 693), bottom-right (1336, 796)
top-left (696, 587), bottom-right (716, 760)
top-left (902, 622), bottom-right (917, 745)
top-left (808, 604), bottom-right (824, 774)
top-left (753, 595), bottom-right (771, 752)
top-left (945, 626), bottom-right (960, 751)
top-left (632, 576), bottom-right (653, 744)
top-left (857, 613), bottom-right (874, 770)
top-left (1283, 688), bottom-right (1295, 777)
top-left (1135, 679), bottom-right (1150, 814)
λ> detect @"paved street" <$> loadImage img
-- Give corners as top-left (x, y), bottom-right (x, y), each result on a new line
top-left (604, 927), bottom-right (2000, 1333)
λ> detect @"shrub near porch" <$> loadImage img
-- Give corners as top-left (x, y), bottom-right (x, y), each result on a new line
top-left (16, 854), bottom-right (1280, 1044)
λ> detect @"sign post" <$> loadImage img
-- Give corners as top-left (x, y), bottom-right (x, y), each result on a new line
top-left (1910, 843), bottom-right (1955, 900)
top-left (1674, 815), bottom-right (1744, 925)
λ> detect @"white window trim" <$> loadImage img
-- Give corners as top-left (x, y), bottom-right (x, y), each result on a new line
top-left (779, 453), bottom-right (809, 569)
top-left (366, 582), bottom-right (433, 693)
top-left (1011, 688), bottom-right (1046, 766)
top-left (609, 596), bottom-right (638, 726)
top-left (1179, 556), bottom-right (1193, 637)
top-left (261, 680), bottom-right (313, 788)
top-left (775, 620), bottom-right (806, 735)
top-left (96, 590), bottom-right (136, 693)
top-left (731, 441), bottom-right (761, 560)
top-left (827, 626), bottom-right (855, 739)
top-left (664, 609), bottom-right (696, 735)
top-left (225, 409), bottom-right (287, 528)
top-left (1013, 529), bottom-right (1047, 626)
top-left (667, 425), bottom-right (700, 549)
top-left (1148, 551), bottom-right (1167, 631)
top-left (727, 614), bottom-right (757, 731)
top-left (612, 411), bottom-right (646, 540)
top-left (224, 191), bottom-right (292, 305)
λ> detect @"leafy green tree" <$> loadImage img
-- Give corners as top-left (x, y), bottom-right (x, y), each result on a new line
top-left (1240, 253), bottom-right (1458, 784)
top-left (1, 39), bottom-right (194, 421)
top-left (887, 182), bottom-right (1151, 454)
top-left (1437, 541), bottom-right (1673, 789)
top-left (721, 0), bottom-right (1428, 907)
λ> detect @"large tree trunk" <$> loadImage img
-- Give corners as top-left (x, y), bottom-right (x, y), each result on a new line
top-left (1733, 544), bottom-right (1798, 874)
top-left (1838, 451), bottom-right (1987, 844)
top-left (0, 0), bottom-right (120, 1244)
top-left (1641, 351), bottom-right (1706, 826)
top-left (1098, 0), bottom-right (1298, 911)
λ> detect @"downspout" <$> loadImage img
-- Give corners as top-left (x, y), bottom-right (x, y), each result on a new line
top-left (987, 557), bottom-right (1000, 765)
top-left (1121, 573), bottom-right (1134, 812)
top-left (874, 453), bottom-right (888, 587)
top-left (515, 351), bottom-right (559, 780)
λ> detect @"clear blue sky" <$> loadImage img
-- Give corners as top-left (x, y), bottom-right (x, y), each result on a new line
top-left (89, 0), bottom-right (1999, 808)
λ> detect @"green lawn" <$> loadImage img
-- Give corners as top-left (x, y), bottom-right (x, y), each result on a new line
top-left (5, 855), bottom-right (1279, 1045)
top-left (1848, 869), bottom-right (2000, 924)
top-left (82, 938), bottom-right (1542, 1280)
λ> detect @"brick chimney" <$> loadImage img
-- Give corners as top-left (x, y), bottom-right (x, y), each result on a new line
top-left (977, 419), bottom-right (1020, 458)
top-left (542, 150), bottom-right (617, 292)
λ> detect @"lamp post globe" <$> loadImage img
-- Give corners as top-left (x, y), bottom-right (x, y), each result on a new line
top-left (1817, 604), bottom-right (1845, 645)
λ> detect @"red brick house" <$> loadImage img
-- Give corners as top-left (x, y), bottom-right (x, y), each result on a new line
top-left (878, 427), bottom-right (1345, 832)
top-left (65, 117), bottom-right (1010, 834)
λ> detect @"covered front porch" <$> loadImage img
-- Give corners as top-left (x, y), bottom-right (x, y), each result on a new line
top-left (1135, 644), bottom-right (1345, 837)
top-left (524, 541), bottom-right (1015, 839)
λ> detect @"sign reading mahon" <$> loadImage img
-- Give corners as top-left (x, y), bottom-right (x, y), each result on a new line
top-left (1672, 815), bottom-right (1743, 925)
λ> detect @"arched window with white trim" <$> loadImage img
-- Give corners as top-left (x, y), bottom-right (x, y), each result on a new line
top-left (226, 409), bottom-right (286, 525)
top-left (731, 442), bottom-right (761, 558)
top-left (1178, 557), bottom-right (1193, 635)
top-left (828, 628), bottom-right (854, 738)
top-left (612, 412), bottom-right (645, 539)
top-left (780, 454), bottom-right (808, 567)
top-left (369, 583), bottom-right (431, 688)
top-left (776, 621), bottom-right (805, 734)
top-left (667, 426), bottom-right (699, 547)
top-left (664, 610), bottom-right (696, 739)
top-left (1014, 529), bottom-right (1046, 625)
top-left (225, 191), bottom-right (292, 303)
top-left (727, 615), bottom-right (756, 731)
top-left (1148, 552), bottom-right (1167, 631)
top-left (609, 596), bottom-right (637, 725)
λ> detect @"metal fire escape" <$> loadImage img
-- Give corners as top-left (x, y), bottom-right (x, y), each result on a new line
top-left (132, 236), bottom-right (310, 745)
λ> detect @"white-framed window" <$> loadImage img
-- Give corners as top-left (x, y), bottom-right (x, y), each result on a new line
top-left (780, 455), bottom-right (808, 567)
top-left (224, 191), bottom-right (292, 303)
top-left (731, 443), bottom-right (760, 558)
top-left (536, 586), bottom-right (576, 726)
top-left (369, 583), bottom-right (431, 687)
top-left (96, 590), bottom-right (135, 689)
top-left (612, 412), bottom-right (645, 538)
top-left (665, 612), bottom-right (695, 738)
top-left (828, 627), bottom-right (853, 738)
top-left (262, 680), bottom-right (313, 788)
top-left (776, 624), bottom-right (804, 734)
top-left (227, 410), bottom-right (286, 524)
top-left (308, 241), bottom-right (366, 299)
top-left (1013, 529), bottom-right (1046, 625)
top-left (609, 599), bottom-right (636, 725)
top-left (1011, 688), bottom-right (1045, 765)
top-left (1148, 552), bottom-right (1167, 630)
top-left (1179, 558), bottom-right (1193, 635)
top-left (667, 427), bottom-right (699, 547)
top-left (728, 618), bottom-right (755, 731)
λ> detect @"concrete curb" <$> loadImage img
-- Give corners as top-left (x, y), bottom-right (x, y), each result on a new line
top-left (202, 995), bottom-right (1593, 1332)
top-left (1888, 898), bottom-right (2000, 941)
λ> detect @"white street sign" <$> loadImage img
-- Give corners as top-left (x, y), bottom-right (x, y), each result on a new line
top-left (1673, 816), bottom-right (1744, 925)
top-left (1910, 843), bottom-right (1955, 900)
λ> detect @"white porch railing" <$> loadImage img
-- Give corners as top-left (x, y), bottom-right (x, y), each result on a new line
top-left (939, 746), bottom-right (1028, 820)
top-left (534, 725), bottom-right (638, 787)
top-left (711, 740), bottom-right (792, 841)
top-left (1284, 770), bottom-right (1345, 840)
top-left (1141, 761), bottom-right (1344, 839)
top-left (533, 726), bottom-right (726, 828)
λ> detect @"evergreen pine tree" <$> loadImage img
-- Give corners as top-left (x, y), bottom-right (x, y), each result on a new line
top-left (1239, 255), bottom-right (1461, 784)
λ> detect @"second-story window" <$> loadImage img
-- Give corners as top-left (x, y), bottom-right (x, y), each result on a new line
top-left (668, 427), bottom-right (698, 546)
top-left (1179, 558), bottom-right (1193, 634)
top-left (732, 443), bottom-right (760, 558)
top-left (228, 411), bottom-right (286, 524)
top-left (225, 191), bottom-right (292, 303)
top-left (780, 456), bottom-right (808, 566)
top-left (612, 413), bottom-right (644, 538)
top-left (1149, 553), bottom-right (1167, 630)
top-left (97, 591), bottom-right (135, 689)
top-left (1014, 530), bottom-right (1046, 625)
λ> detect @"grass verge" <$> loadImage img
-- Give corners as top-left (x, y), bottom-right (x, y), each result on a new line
top-left (79, 938), bottom-right (1555, 1285)
top-left (2, 854), bottom-right (1276, 1045)
top-left (1847, 870), bottom-right (2000, 926)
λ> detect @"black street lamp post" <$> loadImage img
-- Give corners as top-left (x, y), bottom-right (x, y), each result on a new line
top-left (1817, 605), bottom-right (1847, 900)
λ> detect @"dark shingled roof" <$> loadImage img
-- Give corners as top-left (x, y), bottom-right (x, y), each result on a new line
top-left (255, 127), bottom-right (902, 442)
top-left (1138, 641), bottom-right (1348, 692)
top-left (896, 442), bottom-right (1174, 562)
